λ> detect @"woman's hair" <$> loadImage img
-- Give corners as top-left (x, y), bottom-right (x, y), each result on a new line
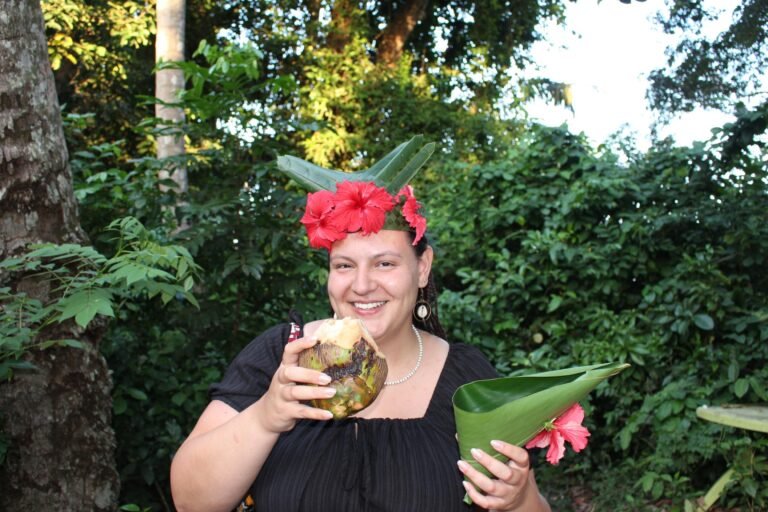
top-left (411, 232), bottom-right (448, 341)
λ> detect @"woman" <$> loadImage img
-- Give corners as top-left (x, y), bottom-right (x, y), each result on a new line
top-left (170, 177), bottom-right (551, 512)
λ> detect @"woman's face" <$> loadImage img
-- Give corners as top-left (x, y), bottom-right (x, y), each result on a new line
top-left (327, 230), bottom-right (433, 345)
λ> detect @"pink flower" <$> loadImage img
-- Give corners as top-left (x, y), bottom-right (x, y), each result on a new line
top-left (525, 403), bottom-right (591, 465)
top-left (301, 190), bottom-right (346, 250)
top-left (330, 181), bottom-right (395, 235)
top-left (398, 186), bottom-right (426, 244)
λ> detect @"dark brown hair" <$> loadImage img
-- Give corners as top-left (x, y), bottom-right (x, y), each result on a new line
top-left (411, 233), bottom-right (448, 340)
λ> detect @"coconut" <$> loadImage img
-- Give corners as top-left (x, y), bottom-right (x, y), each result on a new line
top-left (298, 317), bottom-right (388, 419)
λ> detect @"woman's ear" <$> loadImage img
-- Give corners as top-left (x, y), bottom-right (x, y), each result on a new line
top-left (418, 246), bottom-right (434, 288)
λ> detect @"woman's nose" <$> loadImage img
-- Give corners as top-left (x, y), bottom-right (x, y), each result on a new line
top-left (351, 268), bottom-right (376, 295)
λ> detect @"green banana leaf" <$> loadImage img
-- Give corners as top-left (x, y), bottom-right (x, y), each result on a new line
top-left (453, 362), bottom-right (630, 476)
top-left (276, 135), bottom-right (436, 194)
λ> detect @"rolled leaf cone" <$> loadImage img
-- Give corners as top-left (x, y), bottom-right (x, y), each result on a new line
top-left (453, 362), bottom-right (630, 476)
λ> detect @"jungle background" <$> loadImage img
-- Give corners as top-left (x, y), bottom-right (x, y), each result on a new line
top-left (1, 0), bottom-right (767, 510)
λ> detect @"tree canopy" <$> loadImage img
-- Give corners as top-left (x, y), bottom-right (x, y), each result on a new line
top-left (2, 0), bottom-right (766, 510)
top-left (649, 0), bottom-right (768, 119)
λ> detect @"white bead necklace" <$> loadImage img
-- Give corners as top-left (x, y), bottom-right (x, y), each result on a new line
top-left (384, 324), bottom-right (424, 386)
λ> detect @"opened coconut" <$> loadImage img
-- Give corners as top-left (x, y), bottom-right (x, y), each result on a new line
top-left (299, 317), bottom-right (388, 419)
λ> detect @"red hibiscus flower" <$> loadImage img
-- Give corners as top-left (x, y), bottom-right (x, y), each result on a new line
top-left (398, 186), bottom-right (426, 244)
top-left (301, 190), bottom-right (345, 250)
top-left (330, 181), bottom-right (395, 235)
top-left (524, 403), bottom-right (591, 465)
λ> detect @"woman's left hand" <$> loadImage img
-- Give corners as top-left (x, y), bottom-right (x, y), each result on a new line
top-left (456, 439), bottom-right (534, 511)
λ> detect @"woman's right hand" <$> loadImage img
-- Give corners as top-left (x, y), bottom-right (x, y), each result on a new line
top-left (257, 335), bottom-right (337, 433)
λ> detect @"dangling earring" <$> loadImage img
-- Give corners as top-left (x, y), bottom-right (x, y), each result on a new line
top-left (333, 311), bottom-right (338, 320)
top-left (413, 287), bottom-right (432, 321)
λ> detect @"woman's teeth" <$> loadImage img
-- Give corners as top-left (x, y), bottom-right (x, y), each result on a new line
top-left (355, 301), bottom-right (385, 310)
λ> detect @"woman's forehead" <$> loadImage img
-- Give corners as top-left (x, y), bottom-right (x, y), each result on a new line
top-left (330, 230), bottom-right (413, 257)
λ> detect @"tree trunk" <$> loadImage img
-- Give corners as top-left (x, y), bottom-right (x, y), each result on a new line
top-left (327, 0), bottom-right (357, 52)
top-left (376, 0), bottom-right (430, 67)
top-left (0, 1), bottom-right (119, 510)
top-left (156, 0), bottom-right (188, 198)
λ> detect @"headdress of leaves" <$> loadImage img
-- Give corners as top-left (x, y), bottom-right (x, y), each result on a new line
top-left (276, 136), bottom-right (435, 249)
top-left (276, 135), bottom-right (436, 195)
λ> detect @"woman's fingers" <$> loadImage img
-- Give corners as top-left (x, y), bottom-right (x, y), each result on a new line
top-left (456, 443), bottom-right (532, 510)
top-left (260, 334), bottom-right (339, 432)
top-left (457, 454), bottom-right (503, 497)
top-left (281, 383), bottom-right (336, 402)
top-left (281, 364), bottom-right (332, 386)
top-left (281, 335), bottom-right (319, 365)
top-left (490, 439), bottom-right (530, 471)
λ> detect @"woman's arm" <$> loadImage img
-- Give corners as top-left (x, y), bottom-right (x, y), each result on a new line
top-left (170, 336), bottom-right (335, 512)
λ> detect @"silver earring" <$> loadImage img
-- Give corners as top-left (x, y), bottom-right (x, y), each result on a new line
top-left (333, 311), bottom-right (338, 320)
top-left (413, 287), bottom-right (432, 321)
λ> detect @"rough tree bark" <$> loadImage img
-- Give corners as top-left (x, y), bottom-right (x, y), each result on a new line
top-left (376, 0), bottom-right (430, 67)
top-left (0, 1), bottom-right (119, 510)
top-left (156, 0), bottom-right (188, 197)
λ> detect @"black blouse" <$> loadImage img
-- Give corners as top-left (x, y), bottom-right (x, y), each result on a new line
top-left (210, 323), bottom-right (498, 512)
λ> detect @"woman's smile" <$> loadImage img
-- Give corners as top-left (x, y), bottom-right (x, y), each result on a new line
top-left (328, 230), bottom-right (431, 345)
top-left (353, 301), bottom-right (387, 312)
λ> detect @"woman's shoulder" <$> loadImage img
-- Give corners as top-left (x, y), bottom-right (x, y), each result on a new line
top-left (445, 341), bottom-right (498, 381)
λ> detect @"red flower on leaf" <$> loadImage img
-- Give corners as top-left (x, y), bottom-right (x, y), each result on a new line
top-left (524, 403), bottom-right (591, 465)
top-left (331, 181), bottom-right (395, 235)
top-left (301, 190), bottom-right (346, 250)
top-left (397, 186), bottom-right (426, 245)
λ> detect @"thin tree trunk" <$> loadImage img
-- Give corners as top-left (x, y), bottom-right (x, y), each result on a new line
top-left (376, 0), bottom-right (430, 67)
top-left (155, 0), bottom-right (187, 197)
top-left (327, 0), bottom-right (357, 52)
top-left (0, 1), bottom-right (119, 510)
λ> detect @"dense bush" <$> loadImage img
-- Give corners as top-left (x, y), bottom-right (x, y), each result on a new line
top-left (428, 104), bottom-right (768, 509)
top-left (58, 101), bottom-right (768, 510)
top-left (53, 30), bottom-right (768, 506)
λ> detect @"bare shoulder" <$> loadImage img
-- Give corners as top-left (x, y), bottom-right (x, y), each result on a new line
top-left (422, 330), bottom-right (449, 366)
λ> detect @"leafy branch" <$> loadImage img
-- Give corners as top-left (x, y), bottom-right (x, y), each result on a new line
top-left (0, 217), bottom-right (200, 380)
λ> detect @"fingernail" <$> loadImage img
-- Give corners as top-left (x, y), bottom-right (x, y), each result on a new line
top-left (470, 448), bottom-right (483, 460)
top-left (490, 439), bottom-right (503, 450)
top-left (462, 481), bottom-right (471, 492)
top-left (322, 387), bottom-right (337, 397)
top-left (318, 374), bottom-right (332, 385)
top-left (456, 460), bottom-right (469, 472)
top-left (323, 410), bottom-right (334, 420)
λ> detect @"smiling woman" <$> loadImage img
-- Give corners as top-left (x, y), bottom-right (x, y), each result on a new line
top-left (169, 138), bottom-right (552, 512)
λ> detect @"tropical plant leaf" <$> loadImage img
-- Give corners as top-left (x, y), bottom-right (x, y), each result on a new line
top-left (57, 288), bottom-right (115, 327)
top-left (453, 362), bottom-right (630, 476)
top-left (275, 136), bottom-right (434, 193)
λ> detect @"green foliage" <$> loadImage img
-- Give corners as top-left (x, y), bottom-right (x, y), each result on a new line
top-left (649, 0), bottom-right (768, 118)
top-left (59, 38), bottom-right (330, 508)
top-left (44, 2), bottom-right (768, 508)
top-left (428, 104), bottom-right (768, 509)
top-left (0, 217), bottom-right (200, 380)
top-left (104, 321), bottom-right (229, 509)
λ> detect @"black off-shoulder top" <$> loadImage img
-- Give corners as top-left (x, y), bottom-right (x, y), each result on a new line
top-left (210, 322), bottom-right (498, 512)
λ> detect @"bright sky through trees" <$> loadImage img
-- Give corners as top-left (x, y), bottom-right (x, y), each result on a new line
top-left (524, 0), bottom-right (743, 150)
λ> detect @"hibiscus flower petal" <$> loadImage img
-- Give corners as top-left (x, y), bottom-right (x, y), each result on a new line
top-left (555, 403), bottom-right (585, 426)
top-left (545, 430), bottom-right (566, 465)
top-left (559, 423), bottom-right (591, 452)
top-left (525, 429), bottom-right (552, 450)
